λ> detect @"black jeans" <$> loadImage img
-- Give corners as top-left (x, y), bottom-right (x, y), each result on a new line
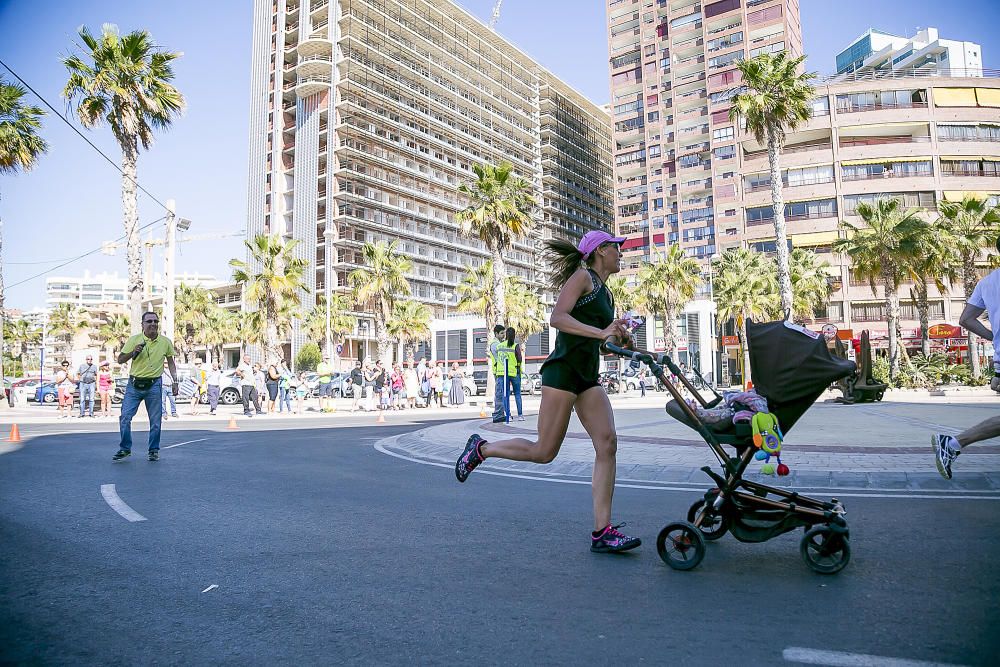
top-left (241, 385), bottom-right (261, 415)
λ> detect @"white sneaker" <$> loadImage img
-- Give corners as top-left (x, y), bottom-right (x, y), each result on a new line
top-left (932, 434), bottom-right (959, 480)
top-left (517, 416), bottom-right (525, 422)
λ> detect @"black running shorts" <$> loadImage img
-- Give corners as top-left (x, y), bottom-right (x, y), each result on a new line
top-left (541, 360), bottom-right (600, 395)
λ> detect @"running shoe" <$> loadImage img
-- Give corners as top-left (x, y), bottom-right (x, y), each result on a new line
top-left (591, 523), bottom-right (641, 553)
top-left (455, 434), bottom-right (486, 483)
top-left (112, 449), bottom-right (131, 462)
top-left (932, 434), bottom-right (959, 480)
top-left (148, 450), bottom-right (159, 462)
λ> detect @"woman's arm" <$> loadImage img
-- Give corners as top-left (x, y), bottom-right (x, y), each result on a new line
top-left (549, 269), bottom-right (627, 341)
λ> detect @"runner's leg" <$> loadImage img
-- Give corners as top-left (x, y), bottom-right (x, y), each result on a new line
top-left (479, 386), bottom-right (575, 463)
top-left (574, 385), bottom-right (618, 531)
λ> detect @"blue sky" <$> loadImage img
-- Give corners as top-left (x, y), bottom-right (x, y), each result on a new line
top-left (1, 0), bottom-right (998, 310)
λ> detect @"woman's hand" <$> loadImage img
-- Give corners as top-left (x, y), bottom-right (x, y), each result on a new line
top-left (600, 320), bottom-right (628, 343)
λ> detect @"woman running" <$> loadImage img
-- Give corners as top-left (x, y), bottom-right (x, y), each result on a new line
top-left (455, 230), bottom-right (639, 553)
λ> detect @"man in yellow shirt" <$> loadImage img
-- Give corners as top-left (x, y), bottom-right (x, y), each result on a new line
top-left (112, 311), bottom-right (178, 462)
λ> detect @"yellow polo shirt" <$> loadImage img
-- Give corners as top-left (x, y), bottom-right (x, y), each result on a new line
top-left (122, 333), bottom-right (175, 378)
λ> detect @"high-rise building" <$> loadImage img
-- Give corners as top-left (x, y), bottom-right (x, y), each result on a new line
top-left (45, 271), bottom-right (220, 310)
top-left (835, 27), bottom-right (983, 79)
top-left (247, 0), bottom-right (612, 365)
top-left (606, 0), bottom-right (803, 275)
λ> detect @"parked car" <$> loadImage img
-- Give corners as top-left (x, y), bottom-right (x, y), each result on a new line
top-left (471, 370), bottom-right (536, 396)
top-left (621, 366), bottom-right (659, 392)
top-left (598, 371), bottom-right (622, 394)
top-left (35, 377), bottom-right (130, 406)
top-left (330, 372), bottom-right (356, 398)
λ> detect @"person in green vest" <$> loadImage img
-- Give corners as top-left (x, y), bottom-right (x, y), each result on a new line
top-left (112, 311), bottom-right (178, 463)
top-left (316, 355), bottom-right (333, 412)
top-left (487, 324), bottom-right (508, 422)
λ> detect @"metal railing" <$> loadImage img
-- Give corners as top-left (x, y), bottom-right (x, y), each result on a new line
top-left (819, 67), bottom-right (1000, 83)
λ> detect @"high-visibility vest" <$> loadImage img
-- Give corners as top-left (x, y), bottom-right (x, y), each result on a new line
top-left (492, 344), bottom-right (517, 376)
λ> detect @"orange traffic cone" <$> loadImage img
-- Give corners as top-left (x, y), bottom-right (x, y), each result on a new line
top-left (746, 380), bottom-right (754, 391)
top-left (479, 404), bottom-right (487, 418)
top-left (6, 424), bottom-right (21, 442)
top-left (376, 410), bottom-right (386, 424)
top-left (226, 415), bottom-right (239, 430)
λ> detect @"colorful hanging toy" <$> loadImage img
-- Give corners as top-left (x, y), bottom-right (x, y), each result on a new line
top-left (752, 412), bottom-right (789, 476)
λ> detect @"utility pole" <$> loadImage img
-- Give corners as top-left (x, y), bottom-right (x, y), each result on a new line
top-left (163, 199), bottom-right (176, 341)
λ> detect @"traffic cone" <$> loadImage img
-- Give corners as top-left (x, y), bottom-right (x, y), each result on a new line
top-left (376, 410), bottom-right (385, 424)
top-left (6, 424), bottom-right (21, 442)
top-left (226, 415), bottom-right (239, 430)
top-left (479, 404), bottom-right (487, 418)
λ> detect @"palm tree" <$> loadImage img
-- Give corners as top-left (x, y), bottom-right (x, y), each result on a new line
top-left (714, 249), bottom-right (779, 385)
top-left (455, 261), bottom-right (545, 341)
top-left (1, 77), bottom-right (48, 388)
top-left (605, 276), bottom-right (635, 313)
top-left (230, 233), bottom-right (309, 363)
top-left (729, 52), bottom-right (817, 315)
top-left (904, 220), bottom-right (956, 356)
top-left (938, 195), bottom-right (1000, 375)
top-left (456, 262), bottom-right (495, 325)
top-left (200, 304), bottom-right (234, 365)
top-left (97, 312), bottom-right (131, 360)
top-left (387, 299), bottom-right (432, 362)
top-left (636, 245), bottom-right (702, 361)
top-left (63, 24), bottom-right (185, 327)
top-left (48, 303), bottom-right (88, 362)
top-left (505, 278), bottom-right (546, 342)
top-left (789, 248), bottom-right (833, 323)
top-left (304, 294), bottom-right (355, 357)
top-left (457, 162), bottom-right (536, 326)
top-left (174, 284), bottom-right (213, 362)
top-left (834, 199), bottom-right (926, 379)
top-left (348, 241), bottom-right (412, 364)
top-left (4, 318), bottom-right (41, 372)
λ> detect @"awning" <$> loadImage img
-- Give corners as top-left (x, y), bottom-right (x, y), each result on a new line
top-left (934, 87), bottom-right (978, 107)
top-left (975, 87), bottom-right (1000, 107)
top-left (791, 230), bottom-right (839, 246)
top-left (939, 155), bottom-right (1000, 162)
top-left (943, 190), bottom-right (1000, 201)
top-left (841, 156), bottom-right (932, 166)
top-left (839, 121), bottom-right (927, 131)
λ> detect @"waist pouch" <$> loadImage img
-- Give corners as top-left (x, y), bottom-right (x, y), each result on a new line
top-left (131, 376), bottom-right (156, 390)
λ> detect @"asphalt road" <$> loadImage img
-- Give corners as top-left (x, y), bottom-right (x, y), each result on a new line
top-left (1, 417), bottom-right (998, 665)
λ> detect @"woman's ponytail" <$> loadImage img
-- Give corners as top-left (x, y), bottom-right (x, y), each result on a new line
top-left (543, 239), bottom-right (584, 290)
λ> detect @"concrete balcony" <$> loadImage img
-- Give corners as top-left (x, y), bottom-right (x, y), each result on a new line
top-left (839, 174), bottom-right (938, 197)
top-left (296, 73), bottom-right (332, 98)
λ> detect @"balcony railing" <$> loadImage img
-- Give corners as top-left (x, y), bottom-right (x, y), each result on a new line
top-left (942, 169), bottom-right (1000, 177)
top-left (841, 169), bottom-right (932, 182)
top-left (746, 176), bottom-right (835, 192)
top-left (839, 135), bottom-right (932, 148)
top-left (836, 101), bottom-right (928, 113)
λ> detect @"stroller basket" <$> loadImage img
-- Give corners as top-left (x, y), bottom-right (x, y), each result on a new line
top-left (602, 319), bottom-right (856, 574)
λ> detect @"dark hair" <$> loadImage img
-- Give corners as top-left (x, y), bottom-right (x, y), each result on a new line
top-left (493, 324), bottom-right (505, 335)
top-left (544, 238), bottom-right (587, 290)
top-left (505, 326), bottom-right (516, 346)
top-left (141, 311), bottom-right (158, 323)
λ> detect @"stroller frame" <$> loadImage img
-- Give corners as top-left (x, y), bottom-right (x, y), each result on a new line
top-left (602, 339), bottom-right (851, 574)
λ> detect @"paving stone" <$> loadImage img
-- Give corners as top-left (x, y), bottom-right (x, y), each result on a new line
top-left (949, 474), bottom-right (994, 491)
top-left (790, 471), bottom-right (832, 487)
top-left (909, 474), bottom-right (957, 490)
top-left (831, 471), bottom-right (871, 488)
top-left (867, 472), bottom-right (910, 489)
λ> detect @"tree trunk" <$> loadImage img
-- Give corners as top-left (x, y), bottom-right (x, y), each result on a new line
top-left (738, 314), bottom-right (751, 386)
top-left (664, 303), bottom-right (679, 363)
top-left (121, 141), bottom-right (144, 329)
top-left (884, 268), bottom-right (900, 379)
top-left (375, 300), bottom-right (391, 366)
top-left (963, 260), bottom-right (981, 375)
top-left (767, 132), bottom-right (793, 316)
top-left (914, 282), bottom-right (930, 357)
top-left (492, 248), bottom-right (507, 326)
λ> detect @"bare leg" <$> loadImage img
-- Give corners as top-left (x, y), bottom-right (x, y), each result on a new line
top-left (574, 386), bottom-right (618, 531)
top-left (956, 415), bottom-right (1000, 448)
top-left (480, 387), bottom-right (575, 463)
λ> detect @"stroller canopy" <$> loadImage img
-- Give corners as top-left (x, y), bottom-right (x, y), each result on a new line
top-left (746, 320), bottom-right (856, 404)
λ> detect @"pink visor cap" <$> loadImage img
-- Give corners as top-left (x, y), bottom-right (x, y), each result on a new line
top-left (577, 230), bottom-right (626, 259)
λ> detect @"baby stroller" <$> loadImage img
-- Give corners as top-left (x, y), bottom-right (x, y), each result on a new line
top-left (603, 319), bottom-right (857, 574)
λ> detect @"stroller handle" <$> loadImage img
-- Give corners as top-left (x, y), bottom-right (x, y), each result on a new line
top-left (601, 339), bottom-right (675, 372)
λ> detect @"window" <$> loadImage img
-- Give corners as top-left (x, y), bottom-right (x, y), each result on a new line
top-left (750, 41), bottom-right (784, 57)
top-left (836, 89), bottom-right (927, 112)
top-left (712, 126), bottom-right (734, 141)
top-left (746, 199), bottom-right (837, 225)
top-left (841, 160), bottom-right (932, 181)
top-left (938, 124), bottom-right (1000, 142)
top-left (708, 70), bottom-right (741, 90)
top-left (747, 4), bottom-right (782, 25)
top-left (785, 164), bottom-right (834, 186)
top-left (709, 51), bottom-right (742, 69)
top-left (707, 31), bottom-right (743, 52)
top-left (713, 145), bottom-right (735, 160)
top-left (843, 192), bottom-right (936, 214)
top-left (704, 0), bottom-right (741, 19)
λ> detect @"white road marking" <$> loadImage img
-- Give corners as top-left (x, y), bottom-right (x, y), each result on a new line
top-left (163, 438), bottom-right (209, 450)
top-left (373, 441), bottom-right (1000, 500)
top-left (100, 484), bottom-right (147, 522)
top-left (202, 584), bottom-right (218, 593)
top-left (783, 646), bottom-right (968, 667)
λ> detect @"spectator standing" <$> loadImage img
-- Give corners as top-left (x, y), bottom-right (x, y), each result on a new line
top-left (112, 311), bottom-right (178, 462)
top-left (431, 361), bottom-right (445, 408)
top-left (278, 361), bottom-right (293, 413)
top-left (403, 361), bottom-right (419, 409)
top-left (77, 355), bottom-right (98, 417)
top-left (161, 362), bottom-right (178, 420)
top-left (448, 362), bottom-right (466, 407)
top-left (294, 371), bottom-right (308, 413)
top-left (638, 367), bottom-right (647, 397)
top-left (316, 355), bottom-right (333, 412)
top-left (55, 361), bottom-right (75, 419)
top-left (190, 358), bottom-right (207, 416)
top-left (487, 324), bottom-right (508, 422)
top-left (416, 357), bottom-right (429, 407)
top-left (253, 363), bottom-right (267, 414)
top-left (265, 362), bottom-right (280, 414)
top-left (97, 361), bottom-right (113, 418)
top-left (349, 361), bottom-right (364, 413)
top-left (206, 361), bottom-right (222, 415)
top-left (390, 364), bottom-right (404, 410)
top-left (373, 360), bottom-right (387, 410)
top-left (504, 327), bottom-right (524, 421)
top-left (236, 354), bottom-right (261, 417)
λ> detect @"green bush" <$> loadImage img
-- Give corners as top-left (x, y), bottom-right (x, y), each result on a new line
top-left (295, 342), bottom-right (321, 372)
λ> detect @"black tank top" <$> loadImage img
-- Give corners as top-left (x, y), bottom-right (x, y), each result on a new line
top-left (541, 269), bottom-right (615, 381)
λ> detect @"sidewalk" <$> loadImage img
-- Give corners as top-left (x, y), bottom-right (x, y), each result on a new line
top-left (378, 389), bottom-right (1000, 493)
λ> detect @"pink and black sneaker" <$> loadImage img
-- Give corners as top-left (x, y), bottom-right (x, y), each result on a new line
top-left (591, 523), bottom-right (641, 553)
top-left (455, 434), bottom-right (486, 483)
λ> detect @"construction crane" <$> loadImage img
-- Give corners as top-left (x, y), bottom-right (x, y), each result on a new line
top-left (489, 0), bottom-right (503, 30)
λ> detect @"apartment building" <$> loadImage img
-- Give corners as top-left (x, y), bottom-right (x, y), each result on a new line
top-left (247, 0), bottom-right (612, 366)
top-left (46, 271), bottom-right (221, 310)
top-left (835, 27), bottom-right (983, 79)
top-left (732, 70), bottom-right (1000, 351)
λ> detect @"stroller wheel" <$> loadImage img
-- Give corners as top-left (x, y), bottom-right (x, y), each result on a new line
top-left (800, 526), bottom-right (851, 574)
top-left (656, 522), bottom-right (706, 571)
top-left (687, 499), bottom-right (729, 541)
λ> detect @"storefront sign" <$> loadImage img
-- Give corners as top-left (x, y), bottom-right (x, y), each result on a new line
top-left (721, 335), bottom-right (739, 347)
top-left (929, 323), bottom-right (962, 339)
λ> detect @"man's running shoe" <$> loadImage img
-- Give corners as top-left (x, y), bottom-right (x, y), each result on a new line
top-left (932, 434), bottom-right (959, 480)
top-left (148, 450), bottom-right (159, 462)
top-left (455, 434), bottom-right (486, 483)
top-left (591, 523), bottom-right (641, 553)
top-left (112, 449), bottom-right (131, 462)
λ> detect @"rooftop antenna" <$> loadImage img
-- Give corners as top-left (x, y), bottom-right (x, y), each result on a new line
top-left (489, 0), bottom-right (503, 30)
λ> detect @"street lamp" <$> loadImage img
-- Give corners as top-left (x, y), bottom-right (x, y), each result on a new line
top-left (323, 226), bottom-right (336, 364)
top-left (439, 291), bottom-right (454, 363)
top-left (708, 252), bottom-right (722, 385)
top-left (163, 199), bottom-right (192, 342)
